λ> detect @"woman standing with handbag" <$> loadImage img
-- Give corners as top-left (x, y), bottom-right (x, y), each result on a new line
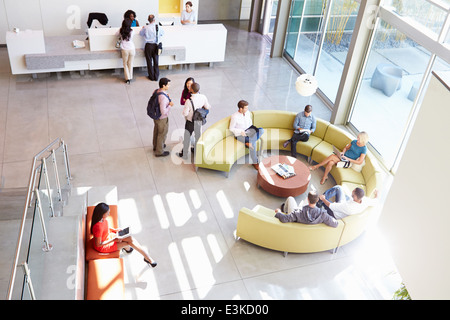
top-left (117, 18), bottom-right (135, 84)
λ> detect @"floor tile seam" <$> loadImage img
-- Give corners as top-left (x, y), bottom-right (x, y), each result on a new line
top-left (154, 278), bottom-right (249, 300)
top-left (87, 81), bottom-right (109, 156)
top-left (238, 252), bottom-right (350, 283)
top-left (124, 84), bottom-right (147, 149)
top-left (194, 169), bottom-right (247, 283)
top-left (1, 75), bottom-right (11, 167)
top-left (44, 78), bottom-right (52, 147)
top-left (142, 143), bottom-right (177, 245)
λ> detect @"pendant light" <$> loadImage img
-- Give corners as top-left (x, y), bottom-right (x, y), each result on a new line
top-left (295, 74), bottom-right (318, 97)
top-left (295, 0), bottom-right (327, 97)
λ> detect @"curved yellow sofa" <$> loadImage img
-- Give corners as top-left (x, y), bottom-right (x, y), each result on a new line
top-left (236, 205), bottom-right (345, 255)
top-left (194, 110), bottom-right (382, 254)
top-left (195, 110), bottom-right (330, 176)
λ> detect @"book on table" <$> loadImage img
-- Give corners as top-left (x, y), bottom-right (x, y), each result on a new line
top-left (271, 163), bottom-right (296, 179)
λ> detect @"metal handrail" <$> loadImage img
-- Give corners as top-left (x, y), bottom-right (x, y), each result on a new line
top-left (6, 138), bottom-right (71, 300)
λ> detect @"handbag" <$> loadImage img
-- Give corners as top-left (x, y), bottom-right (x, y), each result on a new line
top-left (193, 108), bottom-right (209, 125)
top-left (189, 98), bottom-right (209, 125)
top-left (115, 36), bottom-right (122, 49)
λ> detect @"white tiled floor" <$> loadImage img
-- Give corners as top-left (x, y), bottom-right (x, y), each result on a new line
top-left (0, 20), bottom-right (402, 300)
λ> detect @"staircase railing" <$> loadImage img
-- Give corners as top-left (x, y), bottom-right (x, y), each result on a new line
top-left (7, 138), bottom-right (71, 300)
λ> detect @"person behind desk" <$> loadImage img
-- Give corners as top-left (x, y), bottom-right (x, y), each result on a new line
top-left (124, 9), bottom-right (139, 27)
top-left (116, 18), bottom-right (135, 84)
top-left (91, 202), bottom-right (157, 267)
top-left (229, 100), bottom-right (264, 170)
top-left (140, 14), bottom-right (164, 81)
top-left (181, 1), bottom-right (198, 25)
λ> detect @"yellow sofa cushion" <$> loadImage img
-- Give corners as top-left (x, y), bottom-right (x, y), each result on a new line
top-left (236, 205), bottom-right (345, 254)
top-left (253, 110), bottom-right (295, 130)
top-left (261, 128), bottom-right (292, 150)
top-left (323, 125), bottom-right (354, 150)
top-left (205, 136), bottom-right (247, 165)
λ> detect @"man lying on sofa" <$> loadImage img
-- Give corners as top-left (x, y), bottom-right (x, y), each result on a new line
top-left (317, 185), bottom-right (378, 219)
top-left (274, 191), bottom-right (338, 228)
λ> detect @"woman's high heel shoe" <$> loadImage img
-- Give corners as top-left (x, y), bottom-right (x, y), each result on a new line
top-left (144, 258), bottom-right (157, 268)
top-left (122, 247), bottom-right (133, 254)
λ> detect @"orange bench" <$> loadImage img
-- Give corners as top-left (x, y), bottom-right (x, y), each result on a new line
top-left (85, 204), bottom-right (125, 300)
top-left (86, 258), bottom-right (125, 300)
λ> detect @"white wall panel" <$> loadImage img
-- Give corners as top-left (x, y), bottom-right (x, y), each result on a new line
top-left (39, 0), bottom-right (159, 36)
top-left (380, 72), bottom-right (450, 299)
top-left (0, 0), bottom-right (9, 44)
top-left (4, 0), bottom-right (43, 32)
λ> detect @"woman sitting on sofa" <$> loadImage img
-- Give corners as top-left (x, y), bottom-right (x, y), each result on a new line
top-left (91, 202), bottom-right (157, 267)
top-left (310, 131), bottom-right (369, 185)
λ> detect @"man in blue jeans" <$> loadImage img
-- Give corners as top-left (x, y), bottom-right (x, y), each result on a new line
top-left (229, 100), bottom-right (264, 170)
top-left (317, 185), bottom-right (378, 219)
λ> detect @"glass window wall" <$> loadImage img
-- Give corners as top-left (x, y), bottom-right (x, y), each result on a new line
top-left (384, 0), bottom-right (449, 39)
top-left (284, 0), bottom-right (360, 104)
top-left (347, 1), bottom-right (450, 171)
top-left (348, 23), bottom-right (434, 168)
top-left (315, 0), bottom-right (359, 103)
top-left (282, 0), bottom-right (449, 171)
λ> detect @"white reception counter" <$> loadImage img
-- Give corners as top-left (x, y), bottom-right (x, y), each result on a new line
top-left (6, 24), bottom-right (227, 75)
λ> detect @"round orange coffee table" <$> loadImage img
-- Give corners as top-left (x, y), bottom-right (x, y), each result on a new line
top-left (257, 155), bottom-right (311, 197)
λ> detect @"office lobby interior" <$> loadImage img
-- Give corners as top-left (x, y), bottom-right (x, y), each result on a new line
top-left (0, 0), bottom-right (449, 301)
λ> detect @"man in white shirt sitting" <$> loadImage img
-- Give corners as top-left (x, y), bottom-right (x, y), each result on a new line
top-left (317, 185), bottom-right (378, 219)
top-left (229, 100), bottom-right (264, 170)
top-left (178, 82), bottom-right (211, 159)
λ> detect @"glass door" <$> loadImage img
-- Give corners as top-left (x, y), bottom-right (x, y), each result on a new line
top-left (258, 0), bottom-right (279, 40)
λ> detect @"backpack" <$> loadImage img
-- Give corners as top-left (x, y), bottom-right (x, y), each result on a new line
top-left (189, 98), bottom-right (209, 125)
top-left (147, 89), bottom-right (170, 120)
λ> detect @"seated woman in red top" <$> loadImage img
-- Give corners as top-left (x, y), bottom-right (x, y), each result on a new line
top-left (91, 202), bottom-right (157, 267)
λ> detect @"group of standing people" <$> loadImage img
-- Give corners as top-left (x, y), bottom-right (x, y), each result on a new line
top-left (116, 3), bottom-right (198, 84)
top-left (150, 77), bottom-right (211, 158)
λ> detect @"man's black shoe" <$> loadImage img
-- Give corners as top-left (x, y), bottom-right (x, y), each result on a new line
top-left (155, 151), bottom-right (170, 157)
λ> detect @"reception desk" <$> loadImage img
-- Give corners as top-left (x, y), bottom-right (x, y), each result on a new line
top-left (6, 24), bottom-right (227, 75)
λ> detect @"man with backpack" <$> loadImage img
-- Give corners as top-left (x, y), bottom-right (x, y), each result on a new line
top-left (177, 82), bottom-right (211, 160)
top-left (149, 77), bottom-right (173, 157)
